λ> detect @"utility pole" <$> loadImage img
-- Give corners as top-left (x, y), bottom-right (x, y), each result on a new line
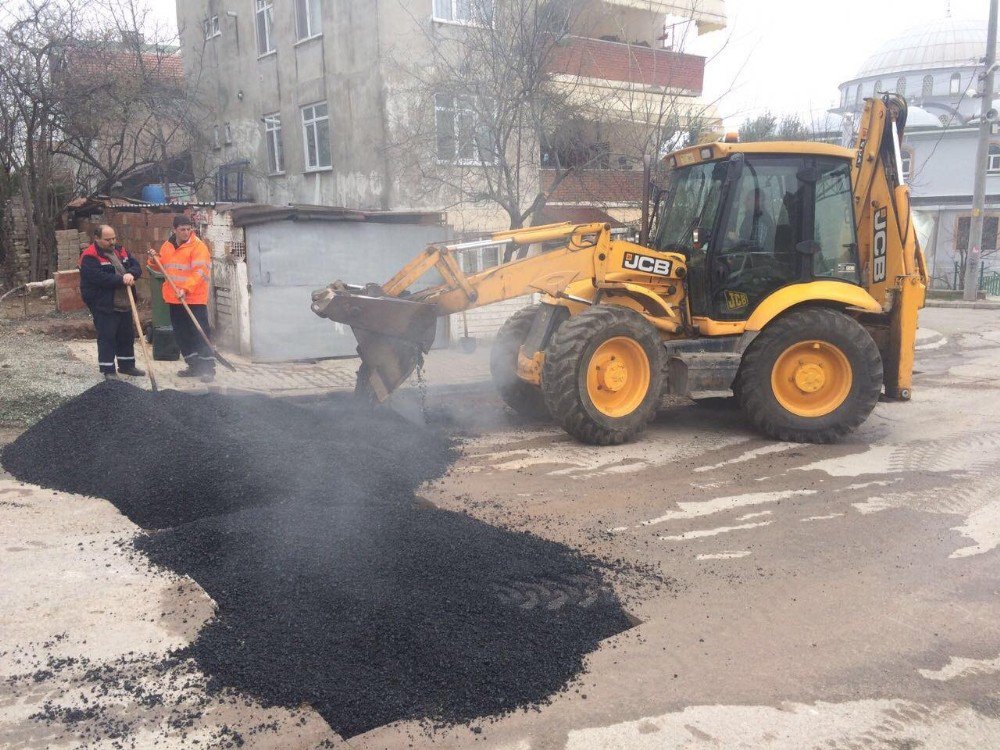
top-left (965, 0), bottom-right (999, 300)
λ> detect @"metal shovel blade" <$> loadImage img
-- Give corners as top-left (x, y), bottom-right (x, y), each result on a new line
top-left (312, 283), bottom-right (439, 402)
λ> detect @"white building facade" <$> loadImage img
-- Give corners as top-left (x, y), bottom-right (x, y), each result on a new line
top-left (834, 18), bottom-right (1000, 292)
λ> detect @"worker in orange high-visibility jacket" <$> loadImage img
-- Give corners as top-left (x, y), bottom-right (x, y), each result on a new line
top-left (148, 214), bottom-right (216, 382)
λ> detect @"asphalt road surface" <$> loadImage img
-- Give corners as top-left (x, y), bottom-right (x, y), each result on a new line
top-left (1, 306), bottom-right (998, 749)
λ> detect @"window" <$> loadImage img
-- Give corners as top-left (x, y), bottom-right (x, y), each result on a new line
top-left (950, 72), bottom-right (962, 95)
top-left (957, 216), bottom-right (999, 253)
top-left (989, 144), bottom-right (1000, 173)
top-left (855, 85), bottom-right (863, 106)
top-left (212, 125), bottom-right (221, 149)
top-left (433, 0), bottom-right (494, 25)
top-left (900, 148), bottom-right (912, 183)
top-left (296, 0), bottom-right (322, 40)
top-left (873, 80), bottom-right (883, 94)
top-left (922, 75), bottom-right (934, 97)
top-left (841, 87), bottom-right (849, 108)
top-left (435, 93), bottom-right (494, 164)
top-left (264, 114), bottom-right (284, 173)
top-left (302, 102), bottom-right (331, 170)
top-left (256, 0), bottom-right (274, 56)
top-left (896, 76), bottom-right (906, 97)
top-left (224, 122), bottom-right (233, 145)
top-left (459, 245), bottom-right (500, 274)
top-left (203, 16), bottom-right (220, 40)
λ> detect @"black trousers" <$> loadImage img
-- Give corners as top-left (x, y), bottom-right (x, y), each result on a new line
top-left (168, 304), bottom-right (215, 372)
top-left (91, 308), bottom-right (136, 374)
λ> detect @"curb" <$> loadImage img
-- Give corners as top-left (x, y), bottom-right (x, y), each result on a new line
top-left (923, 300), bottom-right (1000, 310)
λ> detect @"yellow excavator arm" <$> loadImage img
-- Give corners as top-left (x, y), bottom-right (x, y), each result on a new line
top-left (849, 94), bottom-right (928, 399)
top-left (310, 222), bottom-right (604, 400)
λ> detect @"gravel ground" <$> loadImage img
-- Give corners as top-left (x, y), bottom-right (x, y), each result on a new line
top-left (0, 313), bottom-right (99, 428)
top-left (2, 382), bottom-right (632, 738)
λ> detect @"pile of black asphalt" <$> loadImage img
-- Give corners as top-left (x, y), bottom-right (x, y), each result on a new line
top-left (2, 381), bottom-right (631, 737)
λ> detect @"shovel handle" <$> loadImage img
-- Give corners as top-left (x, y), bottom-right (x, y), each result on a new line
top-left (126, 286), bottom-right (158, 392)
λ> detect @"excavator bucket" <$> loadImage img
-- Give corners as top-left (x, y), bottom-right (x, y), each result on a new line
top-left (311, 282), bottom-right (439, 402)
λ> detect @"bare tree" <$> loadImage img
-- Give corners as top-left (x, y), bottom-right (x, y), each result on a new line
top-left (738, 110), bottom-right (815, 142)
top-left (0, 0), bottom-right (80, 281)
top-left (385, 0), bottom-right (729, 237)
top-left (385, 0), bottom-right (591, 231)
top-left (0, 0), bottom-right (208, 283)
top-left (51, 1), bottom-right (198, 196)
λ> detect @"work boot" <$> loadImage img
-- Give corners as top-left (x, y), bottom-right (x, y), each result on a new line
top-left (176, 367), bottom-right (200, 378)
top-left (118, 366), bottom-right (146, 377)
top-left (103, 372), bottom-right (118, 381)
top-left (199, 369), bottom-right (216, 384)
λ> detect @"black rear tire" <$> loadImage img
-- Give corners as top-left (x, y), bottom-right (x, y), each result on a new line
top-left (736, 307), bottom-right (882, 443)
top-left (490, 304), bottom-right (548, 417)
top-left (541, 305), bottom-right (663, 446)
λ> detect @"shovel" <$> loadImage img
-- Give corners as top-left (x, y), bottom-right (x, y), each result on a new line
top-left (125, 286), bottom-right (158, 392)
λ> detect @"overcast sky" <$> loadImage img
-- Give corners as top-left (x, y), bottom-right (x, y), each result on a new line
top-left (687, 0), bottom-right (990, 127)
top-left (145, 0), bottom-right (992, 128)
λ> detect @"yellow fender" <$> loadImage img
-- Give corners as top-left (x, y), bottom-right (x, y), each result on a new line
top-left (745, 281), bottom-right (883, 332)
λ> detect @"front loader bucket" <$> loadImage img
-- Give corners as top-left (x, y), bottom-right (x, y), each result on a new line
top-left (311, 282), bottom-right (438, 402)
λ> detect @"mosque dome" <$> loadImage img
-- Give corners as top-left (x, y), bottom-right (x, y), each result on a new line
top-left (856, 18), bottom-right (990, 78)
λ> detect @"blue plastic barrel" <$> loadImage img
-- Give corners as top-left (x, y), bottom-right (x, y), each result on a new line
top-left (141, 184), bottom-right (166, 203)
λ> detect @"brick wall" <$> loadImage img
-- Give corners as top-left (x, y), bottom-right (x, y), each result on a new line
top-left (104, 208), bottom-right (182, 257)
top-left (540, 169), bottom-right (644, 204)
top-left (449, 294), bottom-right (539, 342)
top-left (5, 201), bottom-right (31, 286)
top-left (548, 37), bottom-right (705, 94)
top-left (55, 229), bottom-right (89, 272)
top-left (54, 270), bottom-right (86, 313)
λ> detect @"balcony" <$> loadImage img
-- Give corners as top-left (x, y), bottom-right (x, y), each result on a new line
top-left (602, 0), bottom-right (726, 33)
top-left (548, 35), bottom-right (705, 94)
top-left (540, 168), bottom-right (645, 205)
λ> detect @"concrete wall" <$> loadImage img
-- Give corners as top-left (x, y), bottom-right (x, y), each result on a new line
top-left (177, 0), bottom-right (389, 211)
top-left (904, 128), bottom-right (1000, 199)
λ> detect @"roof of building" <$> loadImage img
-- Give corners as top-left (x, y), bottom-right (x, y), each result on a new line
top-left (856, 18), bottom-right (991, 78)
top-left (905, 105), bottom-right (946, 128)
top-left (226, 204), bottom-right (446, 228)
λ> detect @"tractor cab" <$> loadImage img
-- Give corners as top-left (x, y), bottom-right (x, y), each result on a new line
top-left (651, 143), bottom-right (861, 327)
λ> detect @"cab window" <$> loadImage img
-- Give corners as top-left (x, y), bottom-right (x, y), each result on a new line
top-left (813, 160), bottom-right (860, 283)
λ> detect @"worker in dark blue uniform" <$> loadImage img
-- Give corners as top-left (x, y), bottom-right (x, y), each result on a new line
top-left (79, 224), bottom-right (145, 380)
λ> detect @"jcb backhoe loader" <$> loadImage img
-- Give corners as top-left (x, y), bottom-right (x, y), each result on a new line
top-left (312, 94), bottom-right (927, 445)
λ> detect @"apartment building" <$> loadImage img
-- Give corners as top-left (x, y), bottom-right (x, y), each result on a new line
top-left (176, 0), bottom-right (726, 233)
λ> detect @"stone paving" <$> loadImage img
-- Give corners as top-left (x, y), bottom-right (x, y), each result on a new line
top-left (64, 340), bottom-right (493, 397)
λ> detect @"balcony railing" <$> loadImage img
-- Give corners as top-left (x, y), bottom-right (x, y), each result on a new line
top-left (548, 36), bottom-right (705, 94)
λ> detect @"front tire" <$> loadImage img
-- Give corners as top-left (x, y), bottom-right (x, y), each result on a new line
top-left (541, 306), bottom-right (663, 446)
top-left (490, 304), bottom-right (548, 417)
top-left (736, 307), bottom-right (882, 443)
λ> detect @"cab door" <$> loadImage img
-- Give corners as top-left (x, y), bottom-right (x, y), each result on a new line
top-left (707, 154), bottom-right (860, 322)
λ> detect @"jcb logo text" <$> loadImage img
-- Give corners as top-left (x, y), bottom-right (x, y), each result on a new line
top-left (623, 253), bottom-right (672, 277)
top-left (873, 207), bottom-right (887, 283)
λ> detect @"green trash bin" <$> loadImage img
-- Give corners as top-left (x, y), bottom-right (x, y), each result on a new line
top-left (147, 268), bottom-right (180, 361)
